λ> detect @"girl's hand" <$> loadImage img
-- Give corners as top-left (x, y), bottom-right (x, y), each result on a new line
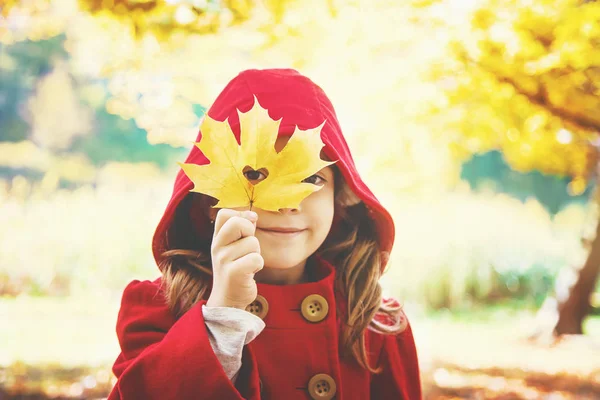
top-left (206, 209), bottom-right (264, 309)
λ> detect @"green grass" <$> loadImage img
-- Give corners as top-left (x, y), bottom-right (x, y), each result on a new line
top-left (0, 295), bottom-right (121, 367)
top-left (426, 302), bottom-right (600, 336)
top-left (424, 299), bottom-right (537, 323)
top-left (584, 314), bottom-right (600, 336)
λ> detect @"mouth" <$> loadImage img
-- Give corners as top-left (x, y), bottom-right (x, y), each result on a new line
top-left (257, 227), bottom-right (306, 237)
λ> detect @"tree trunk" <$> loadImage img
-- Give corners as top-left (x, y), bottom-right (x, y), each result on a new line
top-left (553, 213), bottom-right (600, 335)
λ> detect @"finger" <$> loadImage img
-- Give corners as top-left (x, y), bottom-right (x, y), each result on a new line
top-left (228, 252), bottom-right (264, 277)
top-left (218, 235), bottom-right (261, 264)
top-left (212, 215), bottom-right (257, 249)
top-left (213, 208), bottom-right (240, 239)
top-left (213, 209), bottom-right (258, 238)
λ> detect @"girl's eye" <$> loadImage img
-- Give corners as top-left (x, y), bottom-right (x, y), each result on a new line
top-left (303, 174), bottom-right (325, 186)
top-left (244, 169), bottom-right (267, 182)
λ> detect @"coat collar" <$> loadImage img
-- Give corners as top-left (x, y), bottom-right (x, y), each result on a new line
top-left (254, 255), bottom-right (337, 329)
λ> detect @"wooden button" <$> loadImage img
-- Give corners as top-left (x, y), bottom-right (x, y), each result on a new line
top-left (301, 294), bottom-right (329, 323)
top-left (245, 295), bottom-right (268, 319)
top-left (308, 373), bottom-right (336, 400)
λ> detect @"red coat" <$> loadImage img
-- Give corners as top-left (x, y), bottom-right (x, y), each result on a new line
top-left (109, 69), bottom-right (422, 399)
top-left (108, 258), bottom-right (421, 399)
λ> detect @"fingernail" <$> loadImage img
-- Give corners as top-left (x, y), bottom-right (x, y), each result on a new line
top-left (244, 211), bottom-right (258, 221)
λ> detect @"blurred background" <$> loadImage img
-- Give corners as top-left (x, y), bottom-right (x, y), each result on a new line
top-left (1, 0), bottom-right (600, 398)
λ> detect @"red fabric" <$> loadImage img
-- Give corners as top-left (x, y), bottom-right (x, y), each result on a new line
top-left (152, 68), bottom-right (395, 271)
top-left (109, 69), bottom-right (421, 399)
top-left (109, 258), bottom-right (422, 399)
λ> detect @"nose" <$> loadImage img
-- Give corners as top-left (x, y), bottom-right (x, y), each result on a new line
top-left (278, 207), bottom-right (299, 214)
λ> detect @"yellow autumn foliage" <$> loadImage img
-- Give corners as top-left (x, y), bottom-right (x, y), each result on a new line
top-left (427, 0), bottom-right (600, 194)
top-left (180, 98), bottom-right (333, 211)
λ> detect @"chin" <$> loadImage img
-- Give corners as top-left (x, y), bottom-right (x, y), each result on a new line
top-left (262, 254), bottom-right (305, 270)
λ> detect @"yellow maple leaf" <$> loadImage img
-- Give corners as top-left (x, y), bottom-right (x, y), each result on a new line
top-left (179, 97), bottom-right (335, 211)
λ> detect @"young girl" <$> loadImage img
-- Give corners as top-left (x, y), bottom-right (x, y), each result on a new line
top-left (108, 68), bottom-right (421, 400)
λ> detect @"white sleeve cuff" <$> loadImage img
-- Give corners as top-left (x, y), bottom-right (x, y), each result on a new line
top-left (202, 305), bottom-right (266, 382)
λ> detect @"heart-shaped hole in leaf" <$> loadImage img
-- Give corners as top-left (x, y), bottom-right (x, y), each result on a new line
top-left (243, 166), bottom-right (269, 185)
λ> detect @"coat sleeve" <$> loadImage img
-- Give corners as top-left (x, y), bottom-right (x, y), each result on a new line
top-left (370, 309), bottom-right (423, 400)
top-left (108, 279), bottom-right (261, 400)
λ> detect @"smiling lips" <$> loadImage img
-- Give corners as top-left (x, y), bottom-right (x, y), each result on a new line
top-left (258, 227), bottom-right (306, 237)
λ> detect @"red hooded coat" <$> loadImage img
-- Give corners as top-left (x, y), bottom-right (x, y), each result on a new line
top-left (108, 69), bottom-right (422, 399)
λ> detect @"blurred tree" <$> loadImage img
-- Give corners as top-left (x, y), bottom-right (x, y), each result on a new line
top-left (70, 105), bottom-right (185, 169)
top-left (2, 0), bottom-right (256, 38)
top-left (0, 35), bottom-right (183, 185)
top-left (0, 36), bottom-right (67, 143)
top-left (76, 0), bottom-right (261, 38)
top-left (462, 151), bottom-right (593, 215)
top-left (425, 0), bottom-right (600, 334)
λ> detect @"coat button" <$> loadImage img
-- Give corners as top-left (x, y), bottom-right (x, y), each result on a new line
top-left (308, 373), bottom-right (336, 399)
top-left (245, 295), bottom-right (269, 319)
top-left (301, 294), bottom-right (329, 323)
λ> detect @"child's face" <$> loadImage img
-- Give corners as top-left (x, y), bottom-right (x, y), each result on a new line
top-left (252, 161), bottom-right (335, 274)
top-left (216, 136), bottom-right (335, 278)
top-left (253, 136), bottom-right (335, 276)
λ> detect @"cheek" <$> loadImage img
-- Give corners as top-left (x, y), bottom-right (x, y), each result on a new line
top-left (324, 204), bottom-right (335, 227)
top-left (309, 192), bottom-right (335, 234)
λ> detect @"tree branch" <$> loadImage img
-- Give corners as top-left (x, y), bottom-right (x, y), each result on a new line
top-left (498, 74), bottom-right (600, 133)
top-left (462, 55), bottom-right (600, 133)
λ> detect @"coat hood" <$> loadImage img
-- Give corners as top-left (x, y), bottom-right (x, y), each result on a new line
top-left (152, 68), bottom-right (395, 271)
